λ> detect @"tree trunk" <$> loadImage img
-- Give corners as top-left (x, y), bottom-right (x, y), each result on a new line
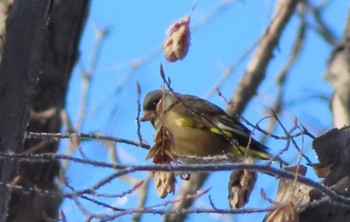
top-left (0, 0), bottom-right (89, 221)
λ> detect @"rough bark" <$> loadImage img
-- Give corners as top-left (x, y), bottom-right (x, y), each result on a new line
top-left (0, 0), bottom-right (89, 221)
top-left (0, 1), bottom-right (52, 220)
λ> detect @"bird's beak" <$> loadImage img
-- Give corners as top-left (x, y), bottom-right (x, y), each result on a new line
top-left (140, 110), bottom-right (156, 122)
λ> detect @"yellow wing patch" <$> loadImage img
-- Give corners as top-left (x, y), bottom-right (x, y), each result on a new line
top-left (209, 127), bottom-right (233, 138)
top-left (175, 118), bottom-right (236, 140)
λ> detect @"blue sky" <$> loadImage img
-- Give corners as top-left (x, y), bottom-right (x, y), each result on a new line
top-left (60, 0), bottom-right (349, 221)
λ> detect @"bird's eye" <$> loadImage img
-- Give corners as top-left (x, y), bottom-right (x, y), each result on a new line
top-left (148, 100), bottom-right (160, 110)
top-left (144, 92), bottom-right (162, 110)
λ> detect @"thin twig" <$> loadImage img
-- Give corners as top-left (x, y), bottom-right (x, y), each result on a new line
top-left (0, 158), bottom-right (349, 209)
top-left (272, 111), bottom-right (312, 163)
top-left (26, 132), bottom-right (150, 149)
top-left (135, 82), bottom-right (143, 144)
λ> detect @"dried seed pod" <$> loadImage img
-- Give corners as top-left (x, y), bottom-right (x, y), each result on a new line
top-left (153, 171), bottom-right (176, 198)
top-left (163, 16), bottom-right (191, 62)
top-left (146, 126), bottom-right (177, 198)
top-left (228, 169), bottom-right (257, 209)
top-left (145, 126), bottom-right (176, 163)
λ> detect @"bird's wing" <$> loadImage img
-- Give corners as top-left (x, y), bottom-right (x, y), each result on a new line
top-left (175, 95), bottom-right (269, 153)
top-left (177, 95), bottom-right (249, 137)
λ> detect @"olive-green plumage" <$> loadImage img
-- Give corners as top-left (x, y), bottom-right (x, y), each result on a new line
top-left (141, 90), bottom-right (272, 161)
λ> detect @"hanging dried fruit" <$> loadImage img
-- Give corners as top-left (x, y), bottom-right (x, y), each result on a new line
top-left (163, 16), bottom-right (191, 62)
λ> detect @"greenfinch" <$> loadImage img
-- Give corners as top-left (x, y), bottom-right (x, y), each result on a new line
top-left (141, 90), bottom-right (279, 163)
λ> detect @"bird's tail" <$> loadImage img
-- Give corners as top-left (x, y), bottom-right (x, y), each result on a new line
top-left (233, 144), bottom-right (288, 166)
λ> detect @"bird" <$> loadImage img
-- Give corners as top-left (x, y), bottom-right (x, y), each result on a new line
top-left (141, 89), bottom-right (282, 164)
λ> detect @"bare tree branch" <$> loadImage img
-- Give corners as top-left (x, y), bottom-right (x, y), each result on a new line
top-left (227, 0), bottom-right (298, 116)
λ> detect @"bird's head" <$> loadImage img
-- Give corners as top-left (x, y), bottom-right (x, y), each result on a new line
top-left (141, 90), bottom-right (164, 123)
top-left (141, 90), bottom-right (178, 125)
